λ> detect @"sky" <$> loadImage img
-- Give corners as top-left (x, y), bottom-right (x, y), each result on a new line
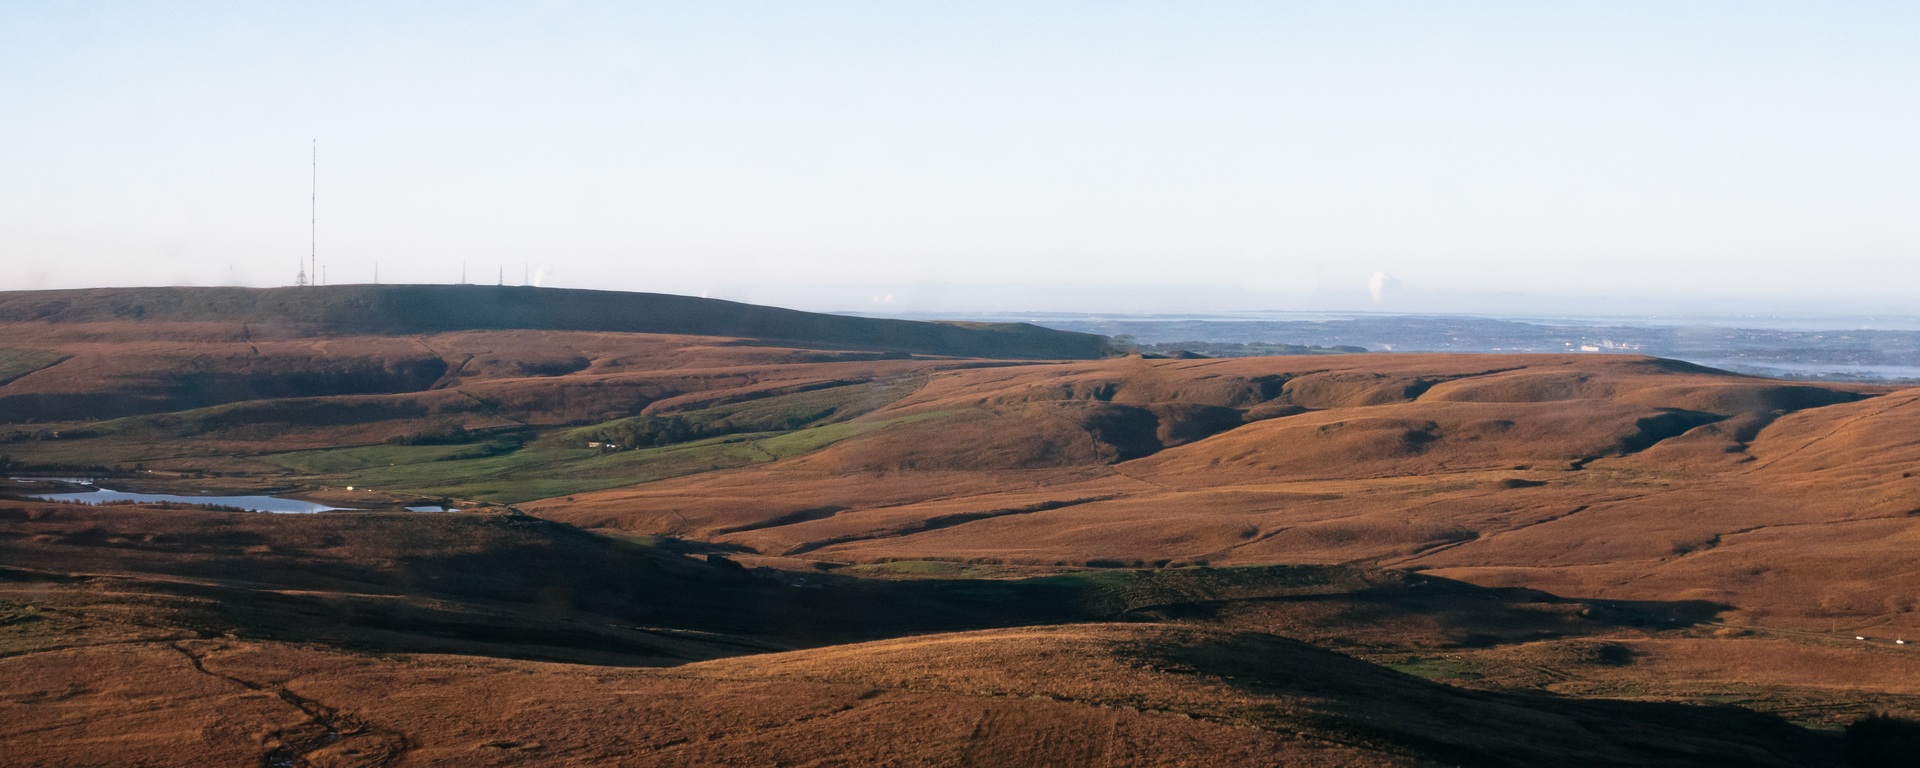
top-left (3, 2), bottom-right (1918, 316)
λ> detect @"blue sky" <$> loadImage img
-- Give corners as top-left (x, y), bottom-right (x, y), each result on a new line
top-left (3, 2), bottom-right (1917, 314)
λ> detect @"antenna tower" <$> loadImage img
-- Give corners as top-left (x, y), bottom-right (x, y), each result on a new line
top-left (309, 140), bottom-right (317, 287)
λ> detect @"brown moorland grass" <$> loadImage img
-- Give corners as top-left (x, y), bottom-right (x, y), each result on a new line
top-left (529, 353), bottom-right (1920, 635)
top-left (0, 608), bottom-right (1847, 767)
top-left (5, 291), bottom-right (1919, 764)
top-left (0, 638), bottom-right (1423, 767)
top-left (6, 500), bottom-right (1867, 766)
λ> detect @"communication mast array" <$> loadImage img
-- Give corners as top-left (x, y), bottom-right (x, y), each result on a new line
top-left (293, 141), bottom-right (533, 289)
top-left (297, 140), bottom-right (317, 286)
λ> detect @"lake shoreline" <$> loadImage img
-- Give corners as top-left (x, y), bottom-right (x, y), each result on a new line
top-left (1, 476), bottom-right (456, 514)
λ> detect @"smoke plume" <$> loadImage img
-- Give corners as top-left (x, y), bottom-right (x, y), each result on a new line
top-left (1368, 271), bottom-right (1402, 304)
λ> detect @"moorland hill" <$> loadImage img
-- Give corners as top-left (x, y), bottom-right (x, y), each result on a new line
top-left (5, 291), bottom-right (1920, 765)
top-left (0, 284), bottom-right (1112, 358)
top-left (0, 284), bottom-right (1108, 422)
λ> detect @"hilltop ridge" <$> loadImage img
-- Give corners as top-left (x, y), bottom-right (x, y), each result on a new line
top-left (0, 285), bottom-right (1114, 360)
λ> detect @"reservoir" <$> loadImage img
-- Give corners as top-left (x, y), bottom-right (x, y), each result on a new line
top-left (24, 487), bottom-right (353, 514)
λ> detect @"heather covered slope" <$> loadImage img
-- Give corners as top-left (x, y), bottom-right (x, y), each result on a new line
top-left (8, 302), bottom-right (1920, 764)
top-left (0, 503), bottom-right (1853, 767)
top-left (532, 353), bottom-right (1920, 635)
top-left (10, 311), bottom-right (1915, 636)
top-left (0, 285), bottom-right (1103, 427)
top-left (4, 630), bottom-right (1843, 768)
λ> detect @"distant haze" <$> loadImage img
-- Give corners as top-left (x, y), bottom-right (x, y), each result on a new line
top-left (3, 3), bottom-right (1917, 316)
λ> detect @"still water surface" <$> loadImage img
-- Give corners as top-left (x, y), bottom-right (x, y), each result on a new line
top-left (26, 487), bottom-right (352, 514)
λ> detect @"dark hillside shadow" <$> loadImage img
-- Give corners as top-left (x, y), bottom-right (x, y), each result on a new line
top-left (1, 504), bottom-right (1732, 668)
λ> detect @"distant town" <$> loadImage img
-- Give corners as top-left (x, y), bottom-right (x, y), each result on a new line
top-left (896, 312), bottom-right (1920, 383)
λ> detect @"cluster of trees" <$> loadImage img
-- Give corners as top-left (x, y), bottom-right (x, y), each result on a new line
top-left (0, 453), bottom-right (114, 475)
top-left (385, 422), bottom-right (475, 446)
top-left (0, 428), bottom-right (98, 442)
top-left (589, 415), bottom-right (701, 450)
top-left (385, 422), bottom-right (528, 461)
top-left (587, 408), bottom-right (836, 452)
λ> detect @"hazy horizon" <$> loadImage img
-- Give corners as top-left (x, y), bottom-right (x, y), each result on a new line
top-left (5, 3), bottom-right (1917, 316)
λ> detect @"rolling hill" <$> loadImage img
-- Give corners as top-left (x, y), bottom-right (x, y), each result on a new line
top-left (3, 285), bottom-right (1918, 765)
top-left (0, 502), bottom-right (1860, 767)
top-left (0, 284), bottom-right (1112, 358)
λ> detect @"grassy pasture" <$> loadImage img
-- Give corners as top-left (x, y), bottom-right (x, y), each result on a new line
top-left (3, 374), bottom-right (943, 502)
top-left (0, 349), bottom-right (66, 387)
top-left (264, 410), bottom-right (959, 503)
top-left (564, 375), bottom-right (924, 447)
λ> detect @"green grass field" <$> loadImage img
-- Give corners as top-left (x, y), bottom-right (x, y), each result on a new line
top-left (263, 410), bottom-right (959, 503)
top-left (1388, 657), bottom-right (1486, 681)
top-left (4, 370), bottom-right (951, 503)
top-left (0, 349), bottom-right (67, 387)
top-left (564, 376), bottom-right (924, 449)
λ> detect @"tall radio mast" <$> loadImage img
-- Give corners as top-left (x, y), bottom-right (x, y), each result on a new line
top-left (295, 142), bottom-right (309, 286)
top-left (310, 140), bottom-right (317, 287)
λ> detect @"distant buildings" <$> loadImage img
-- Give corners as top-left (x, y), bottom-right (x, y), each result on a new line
top-left (1579, 340), bottom-right (1644, 353)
